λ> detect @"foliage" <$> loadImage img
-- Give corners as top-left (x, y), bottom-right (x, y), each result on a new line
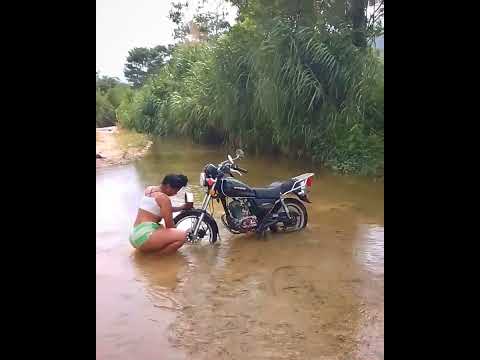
top-left (169, 0), bottom-right (232, 41)
top-left (96, 73), bottom-right (121, 94)
top-left (96, 72), bottom-right (133, 127)
top-left (124, 46), bottom-right (172, 87)
top-left (96, 91), bottom-right (116, 127)
top-left (118, 0), bottom-right (384, 175)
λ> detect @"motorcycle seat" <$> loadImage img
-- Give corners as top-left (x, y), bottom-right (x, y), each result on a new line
top-left (253, 179), bottom-right (295, 198)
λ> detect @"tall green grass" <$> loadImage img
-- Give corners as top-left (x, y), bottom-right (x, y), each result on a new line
top-left (119, 18), bottom-right (384, 175)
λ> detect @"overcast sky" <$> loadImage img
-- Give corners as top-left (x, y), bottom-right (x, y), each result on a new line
top-left (96, 0), bottom-right (236, 80)
top-left (96, 0), bottom-right (175, 80)
top-left (97, 1), bottom-right (380, 80)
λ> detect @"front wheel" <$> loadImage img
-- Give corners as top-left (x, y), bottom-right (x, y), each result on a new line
top-left (273, 198), bottom-right (308, 232)
top-left (174, 210), bottom-right (219, 245)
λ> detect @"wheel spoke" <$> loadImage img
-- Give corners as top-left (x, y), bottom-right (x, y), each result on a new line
top-left (279, 204), bottom-right (304, 232)
top-left (176, 216), bottom-right (214, 245)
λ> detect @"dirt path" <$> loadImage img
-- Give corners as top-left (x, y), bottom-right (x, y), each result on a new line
top-left (96, 126), bottom-right (152, 168)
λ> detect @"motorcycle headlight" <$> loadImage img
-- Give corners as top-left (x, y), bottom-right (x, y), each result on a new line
top-left (199, 172), bottom-right (206, 187)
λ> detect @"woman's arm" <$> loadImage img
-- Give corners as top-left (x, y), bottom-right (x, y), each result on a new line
top-left (154, 193), bottom-right (175, 228)
top-left (172, 202), bottom-right (194, 212)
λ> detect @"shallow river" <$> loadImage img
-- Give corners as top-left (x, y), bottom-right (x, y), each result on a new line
top-left (96, 138), bottom-right (384, 360)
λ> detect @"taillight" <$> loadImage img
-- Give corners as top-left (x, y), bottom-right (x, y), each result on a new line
top-left (306, 176), bottom-right (313, 187)
top-left (207, 178), bottom-right (215, 187)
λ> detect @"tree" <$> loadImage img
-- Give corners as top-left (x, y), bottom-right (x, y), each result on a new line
top-left (193, 11), bottom-right (231, 38)
top-left (96, 91), bottom-right (116, 127)
top-left (96, 71), bottom-right (132, 127)
top-left (349, 0), bottom-right (368, 47)
top-left (227, 0), bottom-right (383, 48)
top-left (124, 46), bottom-right (170, 87)
top-left (96, 73), bottom-right (121, 94)
top-left (168, 0), bottom-right (231, 42)
top-left (169, 1), bottom-right (190, 40)
top-left (107, 86), bottom-right (132, 109)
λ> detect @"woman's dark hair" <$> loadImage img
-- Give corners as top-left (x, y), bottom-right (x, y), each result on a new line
top-left (162, 174), bottom-right (188, 190)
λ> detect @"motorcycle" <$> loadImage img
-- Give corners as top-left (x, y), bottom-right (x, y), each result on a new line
top-left (174, 149), bottom-right (314, 244)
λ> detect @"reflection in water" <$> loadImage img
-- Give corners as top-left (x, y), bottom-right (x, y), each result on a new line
top-left (96, 165), bottom-right (143, 252)
top-left (131, 251), bottom-right (187, 311)
top-left (351, 225), bottom-right (384, 360)
top-left (356, 225), bottom-right (385, 275)
top-left (96, 138), bottom-right (384, 360)
top-left (132, 252), bottom-right (187, 290)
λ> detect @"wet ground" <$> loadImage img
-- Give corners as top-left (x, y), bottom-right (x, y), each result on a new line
top-left (96, 138), bottom-right (384, 360)
top-left (96, 126), bottom-right (152, 168)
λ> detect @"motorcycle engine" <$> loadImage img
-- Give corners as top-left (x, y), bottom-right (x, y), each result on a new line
top-left (228, 199), bottom-right (258, 232)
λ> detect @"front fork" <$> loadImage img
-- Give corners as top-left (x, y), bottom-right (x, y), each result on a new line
top-left (190, 193), bottom-right (211, 238)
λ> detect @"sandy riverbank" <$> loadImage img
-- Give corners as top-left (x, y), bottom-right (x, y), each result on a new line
top-left (96, 126), bottom-right (152, 168)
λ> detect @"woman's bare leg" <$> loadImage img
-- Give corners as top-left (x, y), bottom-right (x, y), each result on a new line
top-left (156, 239), bottom-right (185, 255)
top-left (139, 227), bottom-right (187, 253)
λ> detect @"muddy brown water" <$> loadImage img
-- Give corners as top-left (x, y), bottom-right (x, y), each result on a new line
top-left (96, 138), bottom-right (384, 360)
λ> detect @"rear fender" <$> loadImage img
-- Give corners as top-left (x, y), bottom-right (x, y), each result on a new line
top-left (285, 173), bottom-right (314, 202)
top-left (293, 192), bottom-right (312, 203)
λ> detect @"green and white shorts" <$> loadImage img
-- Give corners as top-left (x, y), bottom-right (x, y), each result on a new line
top-left (129, 222), bottom-right (160, 248)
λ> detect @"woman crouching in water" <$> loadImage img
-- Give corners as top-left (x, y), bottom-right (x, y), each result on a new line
top-left (130, 174), bottom-right (193, 254)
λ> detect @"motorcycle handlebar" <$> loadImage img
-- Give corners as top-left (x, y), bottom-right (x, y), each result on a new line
top-left (218, 159), bottom-right (248, 174)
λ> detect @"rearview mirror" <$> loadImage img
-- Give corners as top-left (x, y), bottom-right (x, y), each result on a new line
top-left (235, 149), bottom-right (244, 158)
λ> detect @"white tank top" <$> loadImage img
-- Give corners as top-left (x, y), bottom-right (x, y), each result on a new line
top-left (139, 196), bottom-right (161, 217)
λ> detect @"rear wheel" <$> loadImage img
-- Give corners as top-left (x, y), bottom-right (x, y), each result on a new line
top-left (274, 198), bottom-right (308, 232)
